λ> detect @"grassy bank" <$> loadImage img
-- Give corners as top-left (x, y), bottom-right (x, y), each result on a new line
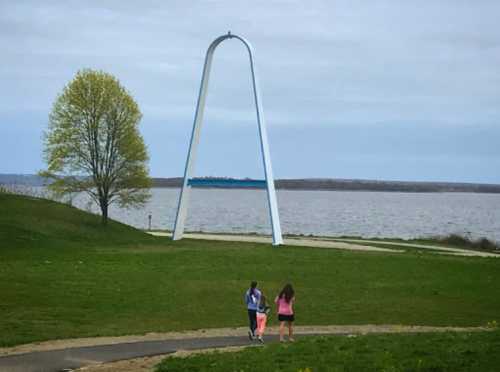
top-left (1, 193), bottom-right (499, 347)
top-left (157, 330), bottom-right (500, 372)
top-left (0, 192), bottom-right (156, 249)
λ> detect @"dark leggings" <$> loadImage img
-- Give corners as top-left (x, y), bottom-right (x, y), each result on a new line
top-left (247, 309), bottom-right (257, 335)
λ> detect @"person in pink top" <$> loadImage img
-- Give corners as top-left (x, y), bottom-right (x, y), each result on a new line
top-left (275, 283), bottom-right (295, 342)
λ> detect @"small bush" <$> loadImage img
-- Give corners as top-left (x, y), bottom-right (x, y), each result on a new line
top-left (477, 238), bottom-right (498, 251)
top-left (436, 234), bottom-right (499, 252)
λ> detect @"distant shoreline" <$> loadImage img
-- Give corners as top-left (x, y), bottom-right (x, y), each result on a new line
top-left (150, 177), bottom-right (500, 193)
top-left (2, 174), bottom-right (500, 193)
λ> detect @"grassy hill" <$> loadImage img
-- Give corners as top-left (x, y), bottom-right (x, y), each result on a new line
top-left (0, 193), bottom-right (499, 348)
top-left (0, 192), bottom-right (155, 249)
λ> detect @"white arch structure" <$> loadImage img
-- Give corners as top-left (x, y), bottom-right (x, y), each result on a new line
top-left (172, 32), bottom-right (284, 245)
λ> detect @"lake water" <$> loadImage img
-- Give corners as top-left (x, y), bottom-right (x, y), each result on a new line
top-left (68, 188), bottom-right (500, 242)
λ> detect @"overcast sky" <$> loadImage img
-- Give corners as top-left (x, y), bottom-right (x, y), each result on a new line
top-left (1, 0), bottom-right (499, 183)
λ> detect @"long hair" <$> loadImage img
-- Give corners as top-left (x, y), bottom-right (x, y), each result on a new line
top-left (250, 281), bottom-right (258, 297)
top-left (260, 294), bottom-right (267, 307)
top-left (279, 283), bottom-right (295, 303)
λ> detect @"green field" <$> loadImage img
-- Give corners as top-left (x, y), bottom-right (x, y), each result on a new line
top-left (157, 331), bottom-right (500, 372)
top-left (1, 193), bottom-right (499, 347)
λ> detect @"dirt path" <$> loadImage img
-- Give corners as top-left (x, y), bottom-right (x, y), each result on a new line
top-left (149, 232), bottom-right (402, 253)
top-left (72, 325), bottom-right (486, 372)
top-left (75, 346), bottom-right (247, 372)
top-left (0, 325), bottom-right (488, 372)
top-left (329, 238), bottom-right (499, 258)
top-left (2, 324), bottom-right (485, 357)
top-left (148, 231), bottom-right (499, 257)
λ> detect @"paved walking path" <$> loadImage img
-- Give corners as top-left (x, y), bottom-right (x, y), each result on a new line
top-left (330, 238), bottom-right (500, 257)
top-left (148, 231), bottom-right (499, 257)
top-left (0, 325), bottom-right (487, 372)
top-left (149, 232), bottom-right (403, 253)
top-left (0, 335), bottom-right (264, 372)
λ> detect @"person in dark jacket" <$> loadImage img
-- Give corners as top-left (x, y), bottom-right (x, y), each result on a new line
top-left (244, 281), bottom-right (261, 340)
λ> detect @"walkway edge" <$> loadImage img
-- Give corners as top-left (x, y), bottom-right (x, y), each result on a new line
top-left (147, 231), bottom-right (499, 257)
top-left (0, 325), bottom-right (488, 357)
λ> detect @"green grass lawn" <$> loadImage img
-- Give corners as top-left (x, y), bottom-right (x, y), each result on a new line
top-left (1, 193), bottom-right (499, 347)
top-left (156, 330), bottom-right (500, 372)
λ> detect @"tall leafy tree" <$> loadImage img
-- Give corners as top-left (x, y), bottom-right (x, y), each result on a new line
top-left (42, 69), bottom-right (151, 224)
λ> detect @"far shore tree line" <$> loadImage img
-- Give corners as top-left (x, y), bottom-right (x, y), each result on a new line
top-left (41, 69), bottom-right (151, 224)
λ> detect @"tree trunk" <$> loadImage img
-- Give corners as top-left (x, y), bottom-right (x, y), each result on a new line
top-left (100, 200), bottom-right (108, 225)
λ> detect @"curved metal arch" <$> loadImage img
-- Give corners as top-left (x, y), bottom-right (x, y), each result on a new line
top-left (172, 32), bottom-right (283, 245)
